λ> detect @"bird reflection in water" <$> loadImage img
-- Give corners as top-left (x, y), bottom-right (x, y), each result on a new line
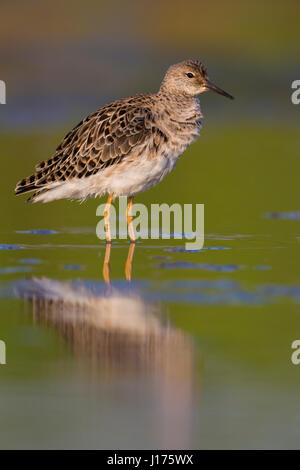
top-left (102, 241), bottom-right (135, 283)
top-left (18, 243), bottom-right (197, 448)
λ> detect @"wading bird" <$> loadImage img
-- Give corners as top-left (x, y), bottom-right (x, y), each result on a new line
top-left (15, 60), bottom-right (233, 242)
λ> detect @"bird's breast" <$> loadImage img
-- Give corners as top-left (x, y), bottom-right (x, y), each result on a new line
top-left (163, 119), bottom-right (201, 157)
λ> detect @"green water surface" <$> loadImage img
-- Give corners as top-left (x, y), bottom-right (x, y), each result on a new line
top-left (1, 124), bottom-right (300, 449)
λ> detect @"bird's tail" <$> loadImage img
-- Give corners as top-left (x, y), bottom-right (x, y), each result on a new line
top-left (15, 173), bottom-right (39, 201)
top-left (15, 169), bottom-right (55, 203)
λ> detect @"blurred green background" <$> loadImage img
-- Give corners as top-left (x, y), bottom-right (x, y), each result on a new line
top-left (0, 0), bottom-right (300, 450)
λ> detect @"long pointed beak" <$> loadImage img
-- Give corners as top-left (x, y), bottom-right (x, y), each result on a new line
top-left (204, 80), bottom-right (234, 100)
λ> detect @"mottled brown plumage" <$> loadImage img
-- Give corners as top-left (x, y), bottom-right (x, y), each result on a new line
top-left (16, 96), bottom-right (153, 198)
top-left (15, 60), bottom-right (233, 203)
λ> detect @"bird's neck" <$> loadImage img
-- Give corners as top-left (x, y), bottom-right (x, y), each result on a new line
top-left (157, 90), bottom-right (201, 121)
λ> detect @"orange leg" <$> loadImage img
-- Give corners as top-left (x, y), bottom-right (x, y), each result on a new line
top-left (126, 196), bottom-right (135, 243)
top-left (125, 242), bottom-right (135, 281)
top-left (102, 242), bottom-right (111, 284)
top-left (104, 193), bottom-right (113, 243)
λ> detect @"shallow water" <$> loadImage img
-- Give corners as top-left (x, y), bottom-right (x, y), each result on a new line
top-left (2, 0), bottom-right (300, 449)
top-left (1, 116), bottom-right (300, 450)
top-left (1, 210), bottom-right (300, 449)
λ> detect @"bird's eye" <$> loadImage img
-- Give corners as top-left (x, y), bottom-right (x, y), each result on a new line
top-left (186, 73), bottom-right (194, 78)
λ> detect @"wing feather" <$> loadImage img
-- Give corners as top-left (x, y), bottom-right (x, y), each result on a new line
top-left (15, 95), bottom-right (167, 198)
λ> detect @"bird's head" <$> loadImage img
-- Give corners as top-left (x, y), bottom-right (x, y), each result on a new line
top-left (160, 60), bottom-right (234, 99)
